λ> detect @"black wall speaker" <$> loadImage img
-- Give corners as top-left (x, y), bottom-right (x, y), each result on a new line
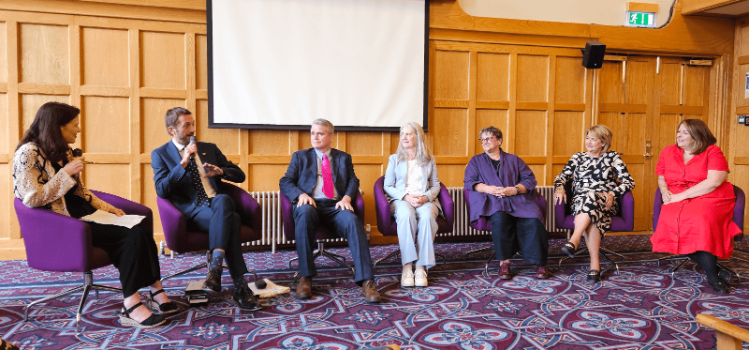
top-left (581, 41), bottom-right (606, 69)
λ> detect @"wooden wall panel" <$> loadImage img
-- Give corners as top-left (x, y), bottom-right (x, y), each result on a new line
top-left (0, 94), bottom-right (6, 154)
top-left (141, 165), bottom-right (162, 234)
top-left (740, 25), bottom-right (749, 57)
top-left (476, 52), bottom-right (509, 101)
top-left (619, 113), bottom-right (647, 156)
top-left (434, 50), bottom-right (469, 100)
top-left (19, 24), bottom-right (69, 85)
top-left (0, 22), bottom-right (6, 83)
top-left (528, 164), bottom-right (546, 185)
top-left (196, 99), bottom-right (239, 154)
top-left (433, 108), bottom-right (468, 156)
top-left (684, 65), bottom-right (708, 106)
top-left (626, 61), bottom-right (650, 104)
top-left (0, 164), bottom-right (9, 240)
top-left (514, 110), bottom-right (546, 156)
top-left (348, 132), bottom-right (384, 156)
top-left (141, 98), bottom-right (182, 153)
top-left (140, 31), bottom-right (185, 89)
top-left (516, 55), bottom-right (548, 102)
top-left (81, 96), bottom-right (129, 153)
top-left (598, 61), bottom-right (623, 104)
top-left (659, 63), bottom-right (681, 105)
top-left (85, 164), bottom-right (130, 199)
top-left (249, 130), bottom-right (288, 156)
top-left (81, 27), bottom-right (129, 86)
top-left (195, 34), bottom-right (207, 90)
top-left (20, 94), bottom-right (70, 135)
top-left (435, 164), bottom-right (466, 188)
top-left (249, 165), bottom-right (287, 192)
top-left (555, 57), bottom-right (585, 104)
top-left (553, 112), bottom-right (583, 156)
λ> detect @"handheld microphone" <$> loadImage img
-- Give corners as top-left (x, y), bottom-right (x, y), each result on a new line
top-left (189, 136), bottom-right (197, 160)
top-left (72, 148), bottom-right (83, 157)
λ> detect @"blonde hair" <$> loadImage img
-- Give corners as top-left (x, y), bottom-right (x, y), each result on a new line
top-left (396, 122), bottom-right (432, 166)
top-left (586, 125), bottom-right (613, 152)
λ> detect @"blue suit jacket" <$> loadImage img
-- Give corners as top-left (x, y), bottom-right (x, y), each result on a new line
top-left (151, 141), bottom-right (245, 214)
top-left (279, 148), bottom-right (359, 203)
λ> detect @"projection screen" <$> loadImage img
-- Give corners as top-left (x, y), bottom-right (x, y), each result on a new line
top-left (208, 0), bottom-right (429, 131)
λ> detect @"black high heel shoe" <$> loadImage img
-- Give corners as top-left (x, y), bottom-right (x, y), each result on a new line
top-left (120, 302), bottom-right (167, 328)
top-left (149, 289), bottom-right (179, 314)
top-left (561, 241), bottom-right (577, 258)
top-left (586, 269), bottom-right (601, 284)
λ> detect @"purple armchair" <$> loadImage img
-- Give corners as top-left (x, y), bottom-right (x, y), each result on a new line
top-left (554, 182), bottom-right (634, 275)
top-left (373, 176), bottom-right (455, 266)
top-left (156, 182), bottom-right (264, 285)
top-left (654, 185), bottom-right (745, 282)
top-left (280, 189), bottom-right (365, 275)
top-left (15, 190), bottom-right (151, 333)
top-left (463, 188), bottom-right (547, 274)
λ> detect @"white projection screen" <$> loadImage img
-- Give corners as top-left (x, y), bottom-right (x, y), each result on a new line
top-left (207, 0), bottom-right (429, 131)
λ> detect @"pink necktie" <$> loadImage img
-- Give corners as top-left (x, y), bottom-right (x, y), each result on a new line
top-left (322, 154), bottom-right (335, 199)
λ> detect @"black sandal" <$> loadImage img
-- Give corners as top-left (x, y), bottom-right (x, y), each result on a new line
top-left (120, 302), bottom-right (167, 328)
top-left (149, 289), bottom-right (179, 314)
top-left (561, 241), bottom-right (577, 258)
top-left (586, 269), bottom-right (601, 284)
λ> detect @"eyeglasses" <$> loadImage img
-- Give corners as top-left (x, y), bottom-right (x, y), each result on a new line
top-left (479, 137), bottom-right (495, 143)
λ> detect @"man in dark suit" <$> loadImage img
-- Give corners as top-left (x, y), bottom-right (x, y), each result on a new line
top-left (151, 107), bottom-right (259, 310)
top-left (280, 119), bottom-right (381, 303)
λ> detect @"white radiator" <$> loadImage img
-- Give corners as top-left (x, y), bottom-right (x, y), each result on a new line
top-left (249, 186), bottom-right (564, 253)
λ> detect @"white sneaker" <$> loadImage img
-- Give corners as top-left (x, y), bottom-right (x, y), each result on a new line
top-left (401, 269), bottom-right (415, 288)
top-left (415, 269), bottom-right (428, 287)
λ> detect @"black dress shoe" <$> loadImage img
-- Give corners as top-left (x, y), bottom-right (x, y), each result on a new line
top-left (586, 269), bottom-right (601, 284)
top-left (202, 268), bottom-right (222, 293)
top-left (709, 279), bottom-right (730, 294)
top-left (233, 282), bottom-right (262, 311)
top-left (561, 241), bottom-right (577, 258)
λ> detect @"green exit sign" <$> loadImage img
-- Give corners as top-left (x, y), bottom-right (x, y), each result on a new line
top-left (627, 11), bottom-right (655, 27)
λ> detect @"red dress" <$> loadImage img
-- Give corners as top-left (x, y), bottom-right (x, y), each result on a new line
top-left (650, 145), bottom-right (742, 259)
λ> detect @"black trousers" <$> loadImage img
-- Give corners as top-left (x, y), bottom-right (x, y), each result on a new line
top-left (187, 194), bottom-right (249, 280)
top-left (88, 222), bottom-right (161, 297)
top-left (489, 211), bottom-right (548, 265)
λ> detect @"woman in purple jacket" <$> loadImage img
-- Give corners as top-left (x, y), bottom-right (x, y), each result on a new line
top-left (464, 126), bottom-right (550, 280)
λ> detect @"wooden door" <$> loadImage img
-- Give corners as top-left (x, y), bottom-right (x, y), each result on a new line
top-left (651, 59), bottom-right (712, 229)
top-left (596, 56), bottom-right (655, 231)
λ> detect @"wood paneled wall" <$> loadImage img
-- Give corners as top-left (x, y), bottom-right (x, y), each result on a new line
top-left (0, 0), bottom-right (739, 259)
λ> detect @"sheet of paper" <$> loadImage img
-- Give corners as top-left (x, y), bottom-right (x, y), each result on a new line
top-left (79, 210), bottom-right (145, 229)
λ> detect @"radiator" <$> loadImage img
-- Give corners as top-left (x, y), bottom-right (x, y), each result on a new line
top-left (249, 186), bottom-right (564, 253)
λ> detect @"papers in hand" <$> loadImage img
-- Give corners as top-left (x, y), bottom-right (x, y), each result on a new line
top-left (79, 210), bottom-right (145, 229)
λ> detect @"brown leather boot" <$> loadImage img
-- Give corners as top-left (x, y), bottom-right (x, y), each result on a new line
top-left (296, 276), bottom-right (312, 300)
top-left (535, 265), bottom-right (551, 279)
top-left (361, 279), bottom-right (382, 304)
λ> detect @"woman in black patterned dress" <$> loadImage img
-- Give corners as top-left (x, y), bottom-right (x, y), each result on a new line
top-left (553, 125), bottom-right (635, 282)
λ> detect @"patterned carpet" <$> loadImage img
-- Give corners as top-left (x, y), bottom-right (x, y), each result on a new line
top-left (2, 236), bottom-right (749, 349)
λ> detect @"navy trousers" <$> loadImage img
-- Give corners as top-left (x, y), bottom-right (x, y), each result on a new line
top-left (187, 194), bottom-right (248, 280)
top-left (293, 199), bottom-right (374, 284)
top-left (489, 210), bottom-right (548, 265)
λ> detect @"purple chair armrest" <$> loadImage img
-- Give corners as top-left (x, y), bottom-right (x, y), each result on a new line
top-left (280, 192), bottom-right (296, 242)
top-left (15, 198), bottom-right (92, 272)
top-left (374, 176), bottom-right (395, 235)
top-left (554, 197), bottom-right (568, 229)
top-left (353, 191), bottom-right (365, 223)
top-left (91, 190), bottom-right (153, 234)
top-left (653, 187), bottom-right (663, 231)
top-left (156, 195), bottom-right (188, 253)
top-left (733, 186), bottom-right (745, 229)
top-left (463, 187), bottom-right (490, 231)
top-left (220, 183), bottom-right (262, 237)
top-left (618, 191), bottom-right (635, 232)
top-left (438, 182), bottom-right (455, 229)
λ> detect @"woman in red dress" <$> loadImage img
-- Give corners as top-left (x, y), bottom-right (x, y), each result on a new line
top-left (651, 119), bottom-right (742, 294)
